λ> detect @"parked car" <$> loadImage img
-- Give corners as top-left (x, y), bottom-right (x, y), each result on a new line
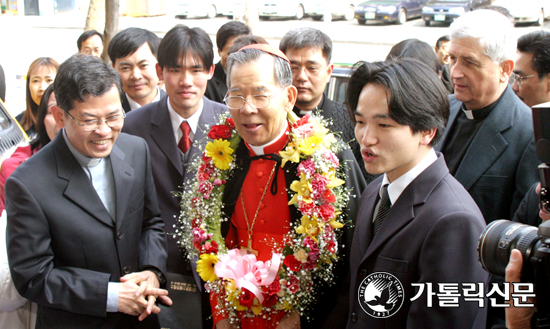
top-left (491, 0), bottom-right (550, 26)
top-left (175, 1), bottom-right (230, 18)
top-left (354, 0), bottom-right (429, 24)
top-left (421, 0), bottom-right (491, 26)
top-left (306, 0), bottom-right (360, 21)
top-left (0, 100), bottom-right (28, 163)
top-left (325, 66), bottom-right (352, 104)
top-left (259, 0), bottom-right (314, 20)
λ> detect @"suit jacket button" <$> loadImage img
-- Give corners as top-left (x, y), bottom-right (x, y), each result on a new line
top-left (351, 312), bottom-right (357, 323)
top-left (360, 269), bottom-right (367, 277)
top-left (117, 231), bottom-right (123, 239)
top-left (123, 266), bottom-right (130, 274)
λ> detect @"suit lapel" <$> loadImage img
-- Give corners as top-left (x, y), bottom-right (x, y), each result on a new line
top-left (110, 142), bottom-right (134, 230)
top-left (54, 134), bottom-right (114, 228)
top-left (453, 87), bottom-right (514, 190)
top-left (435, 98), bottom-right (460, 152)
top-left (150, 98), bottom-right (183, 176)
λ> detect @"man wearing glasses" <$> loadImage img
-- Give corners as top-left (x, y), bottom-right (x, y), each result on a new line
top-left (279, 27), bottom-right (372, 182)
top-left (512, 30), bottom-right (550, 108)
top-left (5, 54), bottom-right (170, 328)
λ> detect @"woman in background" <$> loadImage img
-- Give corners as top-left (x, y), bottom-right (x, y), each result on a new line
top-left (16, 57), bottom-right (59, 140)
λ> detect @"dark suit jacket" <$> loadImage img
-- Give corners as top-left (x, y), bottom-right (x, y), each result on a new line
top-left (121, 89), bottom-right (167, 113)
top-left (204, 61), bottom-right (226, 104)
top-left (513, 182), bottom-right (542, 226)
top-left (347, 154), bottom-right (487, 329)
top-left (6, 132), bottom-right (167, 329)
top-left (436, 86), bottom-right (539, 223)
top-left (123, 95), bottom-right (227, 280)
top-left (221, 137), bottom-right (367, 329)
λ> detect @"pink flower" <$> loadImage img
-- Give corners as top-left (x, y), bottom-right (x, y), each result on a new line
top-left (323, 150), bottom-right (339, 167)
top-left (298, 202), bottom-right (316, 217)
top-left (297, 159), bottom-right (316, 176)
top-left (319, 204), bottom-right (336, 221)
top-left (303, 237), bottom-right (319, 255)
top-left (213, 178), bottom-right (223, 186)
top-left (198, 172), bottom-right (211, 182)
top-left (293, 115), bottom-right (310, 128)
top-left (311, 174), bottom-right (329, 199)
top-left (295, 124), bottom-right (313, 138)
top-left (198, 181), bottom-right (214, 199)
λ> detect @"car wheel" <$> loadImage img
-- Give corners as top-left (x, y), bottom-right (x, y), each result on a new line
top-left (358, 18), bottom-right (366, 25)
top-left (535, 9), bottom-right (544, 26)
top-left (344, 5), bottom-right (354, 21)
top-left (260, 16), bottom-right (270, 21)
top-left (206, 5), bottom-right (217, 19)
top-left (295, 4), bottom-right (304, 20)
top-left (175, 15), bottom-right (187, 19)
top-left (397, 9), bottom-right (406, 24)
top-left (312, 15), bottom-right (323, 21)
top-left (424, 20), bottom-right (430, 26)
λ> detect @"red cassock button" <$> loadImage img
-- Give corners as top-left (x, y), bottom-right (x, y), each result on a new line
top-left (258, 172), bottom-right (263, 178)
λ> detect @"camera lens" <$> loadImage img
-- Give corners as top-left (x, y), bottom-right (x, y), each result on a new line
top-left (478, 220), bottom-right (539, 278)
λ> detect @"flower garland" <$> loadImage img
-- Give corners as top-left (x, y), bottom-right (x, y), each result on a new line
top-left (176, 111), bottom-right (350, 324)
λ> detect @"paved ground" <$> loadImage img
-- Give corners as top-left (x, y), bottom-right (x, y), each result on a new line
top-left (1, 9), bottom-right (548, 116)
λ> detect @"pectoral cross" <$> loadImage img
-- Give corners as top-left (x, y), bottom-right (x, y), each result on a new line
top-left (242, 239), bottom-right (258, 256)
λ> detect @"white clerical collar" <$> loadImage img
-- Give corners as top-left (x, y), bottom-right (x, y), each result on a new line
top-left (462, 108), bottom-right (474, 120)
top-left (126, 86), bottom-right (161, 111)
top-left (167, 96), bottom-right (204, 140)
top-left (248, 126), bottom-right (288, 156)
top-left (381, 148), bottom-right (437, 205)
top-left (62, 128), bottom-right (102, 167)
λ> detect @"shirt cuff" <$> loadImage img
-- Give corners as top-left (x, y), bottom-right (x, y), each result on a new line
top-left (106, 282), bottom-right (119, 313)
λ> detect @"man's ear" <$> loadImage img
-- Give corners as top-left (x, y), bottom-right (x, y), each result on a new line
top-left (285, 86), bottom-right (298, 113)
top-left (207, 64), bottom-right (215, 80)
top-left (156, 63), bottom-right (164, 81)
top-left (326, 64), bottom-right (334, 84)
top-left (420, 128), bottom-right (437, 146)
top-left (51, 105), bottom-right (66, 129)
top-left (501, 59), bottom-right (514, 82)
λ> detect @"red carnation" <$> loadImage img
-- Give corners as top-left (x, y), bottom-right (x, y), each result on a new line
top-left (283, 254), bottom-right (302, 272)
top-left (293, 115), bottom-right (310, 128)
top-left (204, 240), bottom-right (218, 254)
top-left (225, 118), bottom-right (235, 129)
top-left (239, 288), bottom-right (254, 308)
top-left (322, 189), bottom-right (337, 203)
top-left (208, 125), bottom-right (232, 140)
top-left (262, 293), bottom-right (278, 308)
top-left (319, 204), bottom-right (336, 221)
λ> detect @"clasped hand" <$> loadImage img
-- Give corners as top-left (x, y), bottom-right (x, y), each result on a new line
top-left (118, 270), bottom-right (173, 321)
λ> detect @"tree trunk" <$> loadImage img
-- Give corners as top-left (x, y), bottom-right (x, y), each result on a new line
top-left (103, 0), bottom-right (120, 64)
top-left (84, 0), bottom-right (105, 32)
top-left (243, 0), bottom-right (258, 33)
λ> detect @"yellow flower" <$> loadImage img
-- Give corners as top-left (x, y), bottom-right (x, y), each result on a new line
top-left (196, 253), bottom-right (218, 282)
top-left (294, 249), bottom-right (308, 263)
top-left (295, 215), bottom-right (321, 238)
top-left (288, 173), bottom-right (312, 205)
top-left (251, 299), bottom-right (263, 315)
top-left (280, 145), bottom-right (300, 167)
top-left (298, 136), bottom-right (323, 156)
top-left (206, 139), bottom-right (234, 170)
top-left (325, 169), bottom-right (345, 188)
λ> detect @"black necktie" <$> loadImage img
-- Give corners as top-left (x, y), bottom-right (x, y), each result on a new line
top-left (373, 184), bottom-right (391, 236)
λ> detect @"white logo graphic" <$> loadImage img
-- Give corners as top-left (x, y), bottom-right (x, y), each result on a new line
top-left (358, 272), bottom-right (404, 318)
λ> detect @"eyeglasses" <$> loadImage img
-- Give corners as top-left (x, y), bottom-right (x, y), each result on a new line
top-left (291, 64), bottom-right (328, 76)
top-left (224, 87), bottom-right (287, 110)
top-left (510, 73), bottom-right (538, 87)
top-left (66, 110), bottom-right (126, 131)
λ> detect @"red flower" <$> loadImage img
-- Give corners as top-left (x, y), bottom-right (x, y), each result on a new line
top-left (265, 277), bottom-right (281, 295)
top-left (198, 171), bottom-right (211, 182)
top-left (322, 189), bottom-right (337, 203)
top-left (225, 118), bottom-right (235, 129)
top-left (288, 275), bottom-right (300, 293)
top-left (204, 240), bottom-right (218, 254)
top-left (283, 254), bottom-right (302, 272)
top-left (293, 115), bottom-right (310, 128)
top-left (208, 125), bottom-right (232, 140)
top-left (239, 288), bottom-right (254, 308)
top-left (262, 293), bottom-right (278, 308)
top-left (298, 202), bottom-right (316, 216)
top-left (319, 204), bottom-right (336, 221)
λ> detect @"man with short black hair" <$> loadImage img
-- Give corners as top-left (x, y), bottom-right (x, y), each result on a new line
top-left (108, 28), bottom-right (164, 113)
top-left (346, 58), bottom-right (487, 329)
top-left (435, 35), bottom-right (453, 93)
top-left (205, 21), bottom-right (250, 104)
top-left (123, 24), bottom-right (226, 328)
top-left (279, 27), bottom-right (372, 182)
top-left (512, 30), bottom-right (550, 108)
top-left (77, 30), bottom-right (104, 58)
top-left (6, 54), bottom-right (169, 329)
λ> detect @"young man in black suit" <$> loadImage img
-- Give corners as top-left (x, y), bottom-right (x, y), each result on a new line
top-left (346, 58), bottom-right (487, 329)
top-left (123, 24), bottom-right (227, 329)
